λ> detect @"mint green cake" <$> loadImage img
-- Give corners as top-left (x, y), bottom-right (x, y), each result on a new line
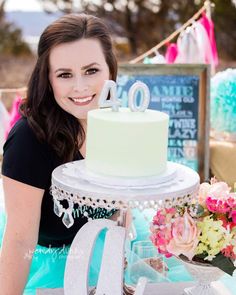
top-left (86, 107), bottom-right (169, 178)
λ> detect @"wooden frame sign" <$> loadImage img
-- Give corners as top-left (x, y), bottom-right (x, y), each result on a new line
top-left (117, 64), bottom-right (210, 181)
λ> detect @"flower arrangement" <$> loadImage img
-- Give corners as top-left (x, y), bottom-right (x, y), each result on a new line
top-left (150, 178), bottom-right (236, 275)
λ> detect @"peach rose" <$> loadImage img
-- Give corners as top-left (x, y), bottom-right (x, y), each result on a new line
top-left (207, 182), bottom-right (230, 198)
top-left (198, 181), bottom-right (231, 207)
top-left (166, 212), bottom-right (200, 260)
top-left (198, 182), bottom-right (211, 206)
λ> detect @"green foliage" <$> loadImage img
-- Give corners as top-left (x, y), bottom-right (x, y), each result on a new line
top-left (40, 0), bottom-right (236, 59)
top-left (197, 252), bottom-right (236, 276)
top-left (0, 21), bottom-right (32, 56)
top-left (0, 0), bottom-right (32, 56)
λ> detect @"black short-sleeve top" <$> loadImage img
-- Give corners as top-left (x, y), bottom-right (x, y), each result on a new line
top-left (2, 117), bottom-right (114, 247)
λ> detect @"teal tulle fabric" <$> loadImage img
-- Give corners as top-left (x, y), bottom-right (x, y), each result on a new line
top-left (211, 68), bottom-right (236, 133)
top-left (0, 190), bottom-right (104, 294)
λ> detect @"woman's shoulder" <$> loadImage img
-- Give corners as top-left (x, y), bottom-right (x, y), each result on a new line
top-left (2, 116), bottom-right (56, 189)
top-left (3, 116), bottom-right (53, 159)
top-left (6, 116), bottom-right (47, 148)
top-left (8, 116), bottom-right (35, 138)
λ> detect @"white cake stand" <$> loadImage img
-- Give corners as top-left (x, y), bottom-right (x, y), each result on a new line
top-left (51, 160), bottom-right (200, 228)
top-left (50, 160), bottom-right (200, 294)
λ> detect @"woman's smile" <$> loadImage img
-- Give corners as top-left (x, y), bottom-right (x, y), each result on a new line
top-left (68, 94), bottom-right (96, 106)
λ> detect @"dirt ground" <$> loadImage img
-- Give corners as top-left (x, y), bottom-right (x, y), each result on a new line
top-left (0, 55), bottom-right (36, 110)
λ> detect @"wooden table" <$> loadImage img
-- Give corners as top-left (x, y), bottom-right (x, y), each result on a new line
top-left (210, 139), bottom-right (236, 188)
top-left (37, 281), bottom-right (232, 295)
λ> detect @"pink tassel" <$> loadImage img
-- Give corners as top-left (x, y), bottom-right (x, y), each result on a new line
top-left (165, 43), bottom-right (178, 63)
top-left (198, 12), bottom-right (218, 66)
top-left (5, 96), bottom-right (22, 138)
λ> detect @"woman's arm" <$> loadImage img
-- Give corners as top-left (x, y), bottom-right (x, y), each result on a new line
top-left (0, 176), bottom-right (44, 295)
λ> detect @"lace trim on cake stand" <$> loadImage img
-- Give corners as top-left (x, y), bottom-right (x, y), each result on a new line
top-left (50, 185), bottom-right (198, 228)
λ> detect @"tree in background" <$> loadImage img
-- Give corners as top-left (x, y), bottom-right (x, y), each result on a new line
top-left (0, 0), bottom-right (32, 56)
top-left (40, 0), bottom-right (236, 60)
top-left (213, 0), bottom-right (236, 59)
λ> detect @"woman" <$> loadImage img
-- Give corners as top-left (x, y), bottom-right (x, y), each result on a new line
top-left (0, 13), bottom-right (117, 294)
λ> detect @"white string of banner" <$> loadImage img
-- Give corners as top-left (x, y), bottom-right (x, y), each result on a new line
top-left (0, 87), bottom-right (27, 97)
top-left (129, 0), bottom-right (214, 64)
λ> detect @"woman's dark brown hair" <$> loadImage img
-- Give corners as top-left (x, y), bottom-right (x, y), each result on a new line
top-left (21, 13), bottom-right (117, 162)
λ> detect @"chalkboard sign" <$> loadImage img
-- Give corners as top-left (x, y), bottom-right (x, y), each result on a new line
top-left (117, 64), bottom-right (210, 181)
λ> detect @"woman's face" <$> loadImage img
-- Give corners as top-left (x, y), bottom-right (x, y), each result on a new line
top-left (49, 38), bottom-right (110, 120)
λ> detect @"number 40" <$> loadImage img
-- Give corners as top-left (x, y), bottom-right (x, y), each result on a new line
top-left (99, 80), bottom-right (150, 112)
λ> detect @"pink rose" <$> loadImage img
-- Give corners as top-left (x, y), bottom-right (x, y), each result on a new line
top-left (150, 208), bottom-right (176, 257)
top-left (206, 197), bottom-right (230, 214)
top-left (231, 210), bottom-right (236, 224)
top-left (166, 212), bottom-right (200, 260)
top-left (226, 194), bottom-right (236, 208)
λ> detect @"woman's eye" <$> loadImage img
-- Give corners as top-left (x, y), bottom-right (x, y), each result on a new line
top-left (58, 72), bottom-right (72, 78)
top-left (85, 68), bottom-right (99, 75)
